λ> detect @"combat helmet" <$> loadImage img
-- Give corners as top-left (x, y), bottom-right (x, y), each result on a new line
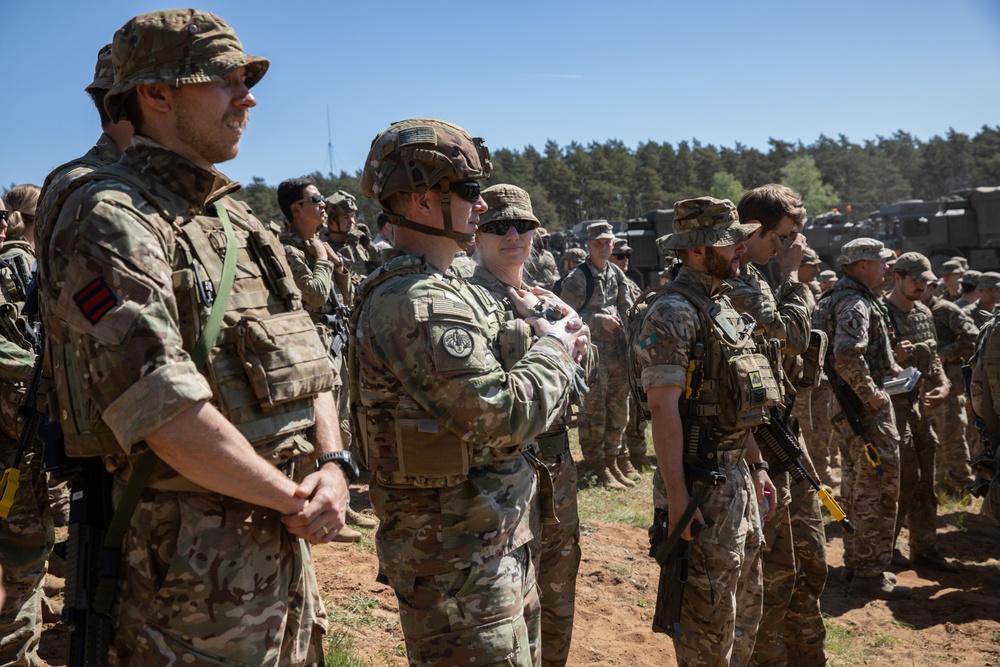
top-left (360, 118), bottom-right (491, 246)
top-left (326, 190), bottom-right (358, 218)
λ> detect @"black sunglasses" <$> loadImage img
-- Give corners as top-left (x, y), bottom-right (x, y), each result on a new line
top-left (441, 180), bottom-right (481, 203)
top-left (0, 210), bottom-right (7, 223)
top-left (296, 194), bottom-right (325, 206)
top-left (614, 252), bottom-right (632, 259)
top-left (479, 219), bottom-right (536, 236)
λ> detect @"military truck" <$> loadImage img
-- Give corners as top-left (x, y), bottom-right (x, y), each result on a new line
top-left (614, 210), bottom-right (675, 288)
top-left (801, 211), bottom-right (867, 268)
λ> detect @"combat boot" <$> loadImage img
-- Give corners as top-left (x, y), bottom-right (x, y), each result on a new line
top-left (332, 526), bottom-right (363, 543)
top-left (606, 454), bottom-right (636, 488)
top-left (850, 572), bottom-right (912, 600)
top-left (347, 507), bottom-right (378, 528)
top-left (617, 453), bottom-right (642, 481)
top-left (630, 451), bottom-right (653, 473)
top-left (592, 459), bottom-right (627, 490)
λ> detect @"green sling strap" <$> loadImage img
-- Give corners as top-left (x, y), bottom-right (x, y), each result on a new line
top-left (94, 200), bottom-right (237, 615)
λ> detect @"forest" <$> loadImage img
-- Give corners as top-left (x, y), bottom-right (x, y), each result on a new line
top-left (234, 126), bottom-right (1000, 232)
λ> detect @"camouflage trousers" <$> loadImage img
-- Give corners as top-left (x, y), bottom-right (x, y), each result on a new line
top-left (655, 448), bottom-right (763, 667)
top-left (893, 397), bottom-right (940, 557)
top-left (392, 544), bottom-right (540, 667)
top-left (578, 348), bottom-right (629, 463)
top-left (835, 400), bottom-right (901, 578)
top-left (798, 383), bottom-right (837, 488)
top-left (783, 475), bottom-right (828, 665)
top-left (624, 394), bottom-right (649, 457)
top-left (929, 392), bottom-right (972, 492)
top-left (110, 488), bottom-right (327, 666)
top-left (0, 442), bottom-right (53, 667)
top-left (535, 440), bottom-right (581, 667)
top-left (334, 354), bottom-right (355, 457)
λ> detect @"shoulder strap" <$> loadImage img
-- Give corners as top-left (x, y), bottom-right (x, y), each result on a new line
top-left (580, 262), bottom-right (596, 312)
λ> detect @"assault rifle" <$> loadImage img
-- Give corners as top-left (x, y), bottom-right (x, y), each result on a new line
top-left (754, 407), bottom-right (856, 533)
top-left (322, 303), bottom-right (352, 358)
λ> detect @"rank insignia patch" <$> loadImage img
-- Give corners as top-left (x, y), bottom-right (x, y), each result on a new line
top-left (74, 276), bottom-right (118, 324)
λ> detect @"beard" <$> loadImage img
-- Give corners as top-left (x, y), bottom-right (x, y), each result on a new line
top-left (173, 105), bottom-right (246, 166)
top-left (705, 246), bottom-right (739, 280)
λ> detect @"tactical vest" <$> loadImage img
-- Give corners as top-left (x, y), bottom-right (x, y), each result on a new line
top-left (42, 166), bottom-right (335, 458)
top-left (814, 280), bottom-right (895, 387)
top-left (349, 256), bottom-right (521, 488)
top-left (626, 281), bottom-right (780, 442)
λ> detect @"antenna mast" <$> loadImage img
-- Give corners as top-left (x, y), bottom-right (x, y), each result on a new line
top-left (326, 105), bottom-right (334, 177)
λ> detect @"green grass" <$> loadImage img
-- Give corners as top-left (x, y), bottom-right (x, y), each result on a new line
top-left (569, 428), bottom-right (656, 530)
top-left (992, 633), bottom-right (1000, 644)
top-left (825, 619), bottom-right (862, 667)
top-left (328, 594), bottom-right (385, 629)
top-left (324, 630), bottom-right (365, 667)
top-left (873, 633), bottom-right (899, 648)
top-left (605, 563), bottom-right (632, 576)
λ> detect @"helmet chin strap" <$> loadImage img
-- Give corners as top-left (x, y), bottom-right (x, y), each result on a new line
top-left (383, 179), bottom-right (476, 248)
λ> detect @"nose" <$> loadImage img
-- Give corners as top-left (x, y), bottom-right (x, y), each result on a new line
top-left (504, 224), bottom-right (520, 239)
top-left (735, 242), bottom-right (747, 255)
top-left (473, 196), bottom-right (487, 213)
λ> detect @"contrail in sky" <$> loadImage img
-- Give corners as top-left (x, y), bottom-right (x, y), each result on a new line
top-left (533, 74), bottom-right (584, 79)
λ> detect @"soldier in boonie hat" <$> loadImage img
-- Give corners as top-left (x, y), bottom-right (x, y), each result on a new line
top-left (836, 237), bottom-right (895, 266)
top-left (893, 252), bottom-right (937, 283)
top-left (105, 8), bottom-right (269, 123)
top-left (86, 43), bottom-right (115, 93)
top-left (662, 197), bottom-right (760, 250)
top-left (479, 184), bottom-right (540, 228)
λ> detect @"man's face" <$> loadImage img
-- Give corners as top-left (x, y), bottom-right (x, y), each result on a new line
top-left (0, 199), bottom-right (7, 247)
top-left (290, 185), bottom-right (326, 240)
top-left (587, 238), bottom-right (613, 265)
top-left (820, 278), bottom-right (837, 291)
top-left (170, 67), bottom-right (255, 168)
top-left (941, 271), bottom-right (963, 296)
top-left (856, 258), bottom-right (888, 290)
top-left (982, 286), bottom-right (999, 308)
top-left (475, 219), bottom-right (533, 273)
top-left (745, 215), bottom-right (796, 265)
top-left (437, 188), bottom-right (486, 241)
top-left (705, 242), bottom-right (745, 280)
top-left (799, 263), bottom-right (819, 283)
top-left (329, 211), bottom-right (357, 234)
top-left (895, 273), bottom-right (927, 302)
top-left (610, 250), bottom-right (630, 272)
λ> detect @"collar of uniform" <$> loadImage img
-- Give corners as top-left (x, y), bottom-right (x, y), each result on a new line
top-left (835, 273), bottom-right (877, 300)
top-left (674, 264), bottom-right (731, 299)
top-left (95, 132), bottom-right (123, 165)
top-left (124, 135), bottom-right (241, 212)
top-left (585, 256), bottom-right (612, 275)
top-left (278, 230), bottom-right (306, 249)
top-left (471, 263), bottom-right (529, 297)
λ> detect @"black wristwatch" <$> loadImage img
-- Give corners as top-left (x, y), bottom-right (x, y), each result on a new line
top-left (316, 450), bottom-right (360, 483)
top-left (748, 460), bottom-right (770, 473)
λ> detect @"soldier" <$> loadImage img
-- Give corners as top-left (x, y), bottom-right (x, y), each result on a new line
top-left (955, 269), bottom-right (981, 311)
top-left (969, 272), bottom-right (1000, 328)
top-left (0, 193), bottom-right (49, 667)
top-left (936, 260), bottom-right (964, 302)
top-left (969, 315), bottom-right (1000, 527)
top-left (0, 185), bottom-right (39, 303)
top-left (883, 253), bottom-right (957, 571)
top-left (728, 184), bottom-right (828, 666)
top-left (277, 176), bottom-right (375, 542)
top-left (819, 269), bottom-right (838, 293)
top-left (799, 247), bottom-right (823, 300)
top-left (470, 184), bottom-right (586, 667)
top-left (371, 211), bottom-right (395, 260)
top-left (39, 10), bottom-right (347, 663)
top-left (560, 222), bottom-right (636, 489)
top-left (815, 238), bottom-right (910, 599)
top-left (324, 190), bottom-right (376, 285)
top-left (353, 118), bottom-right (588, 666)
top-left (923, 278), bottom-right (980, 495)
top-left (633, 197), bottom-right (775, 666)
top-left (524, 227), bottom-right (560, 290)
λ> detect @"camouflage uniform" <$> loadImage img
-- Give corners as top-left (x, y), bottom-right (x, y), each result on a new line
top-left (727, 263), bottom-right (827, 667)
top-left (560, 237), bottom-right (635, 482)
top-left (524, 246), bottom-right (560, 290)
top-left (815, 246), bottom-right (901, 588)
top-left (620, 273), bottom-right (650, 467)
top-left (926, 295), bottom-right (979, 491)
top-left (354, 119), bottom-right (582, 667)
top-left (39, 11), bottom-right (336, 664)
top-left (969, 316), bottom-right (1000, 524)
top-left (798, 381), bottom-right (837, 487)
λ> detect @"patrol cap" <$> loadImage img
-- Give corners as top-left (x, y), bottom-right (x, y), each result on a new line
top-left (961, 270), bottom-right (982, 288)
top-left (479, 184), bottom-right (540, 227)
top-left (326, 190), bottom-right (358, 217)
top-left (819, 269), bottom-right (837, 281)
top-left (85, 43), bottom-right (114, 93)
top-left (978, 272), bottom-right (1000, 289)
top-left (613, 238), bottom-right (633, 254)
top-left (586, 221), bottom-right (616, 241)
top-left (105, 9), bottom-right (269, 123)
top-left (800, 247), bottom-right (822, 265)
top-left (950, 255), bottom-right (970, 271)
top-left (893, 252), bottom-right (936, 283)
top-left (940, 259), bottom-right (965, 274)
top-left (836, 238), bottom-right (895, 266)
top-left (563, 247), bottom-right (587, 265)
top-left (662, 197), bottom-right (760, 250)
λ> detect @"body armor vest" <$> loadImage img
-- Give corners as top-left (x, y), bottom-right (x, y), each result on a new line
top-left (814, 279), bottom-right (895, 388)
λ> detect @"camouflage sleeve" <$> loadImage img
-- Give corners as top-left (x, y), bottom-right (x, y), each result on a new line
top-left (558, 267), bottom-right (587, 312)
top-left (282, 244), bottom-right (334, 310)
top-left (729, 273), bottom-right (812, 356)
top-left (970, 319), bottom-right (996, 418)
top-left (0, 337), bottom-right (35, 382)
top-left (633, 295), bottom-right (697, 391)
top-left (539, 252), bottom-right (559, 289)
top-left (362, 279), bottom-right (577, 447)
top-left (831, 295), bottom-right (879, 404)
top-left (615, 266), bottom-right (635, 319)
top-left (333, 265), bottom-right (354, 306)
top-left (48, 190), bottom-right (213, 450)
top-left (938, 305), bottom-right (979, 363)
top-left (929, 348), bottom-right (949, 394)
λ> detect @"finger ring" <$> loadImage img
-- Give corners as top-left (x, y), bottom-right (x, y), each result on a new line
top-left (322, 525), bottom-right (330, 536)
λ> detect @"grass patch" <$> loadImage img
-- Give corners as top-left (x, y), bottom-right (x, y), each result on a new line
top-left (873, 633), bottom-right (898, 648)
top-left (329, 594), bottom-right (384, 629)
top-left (825, 619), bottom-right (862, 667)
top-left (992, 633), bottom-right (1000, 644)
top-left (570, 428), bottom-right (656, 529)
top-left (324, 630), bottom-right (365, 667)
top-left (605, 563), bottom-right (632, 576)
top-left (889, 619), bottom-right (915, 630)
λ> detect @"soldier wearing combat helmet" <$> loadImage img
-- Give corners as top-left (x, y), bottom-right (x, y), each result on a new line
top-left (631, 196), bottom-right (776, 665)
top-left (40, 10), bottom-right (347, 663)
top-left (353, 119), bottom-right (589, 666)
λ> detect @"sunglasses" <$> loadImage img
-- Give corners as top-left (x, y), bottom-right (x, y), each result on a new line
top-left (0, 210), bottom-right (7, 222)
top-left (479, 219), bottom-right (536, 236)
top-left (440, 180), bottom-right (481, 203)
top-left (296, 194), bottom-right (325, 206)
top-left (614, 252), bottom-right (632, 259)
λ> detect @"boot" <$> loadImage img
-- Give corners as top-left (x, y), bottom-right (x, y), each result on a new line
top-left (850, 572), bottom-right (912, 600)
top-left (332, 526), bottom-right (363, 543)
top-left (592, 459), bottom-right (627, 490)
top-left (912, 550), bottom-right (961, 573)
top-left (347, 507), bottom-right (378, 528)
top-left (630, 451), bottom-right (653, 473)
top-left (606, 455), bottom-right (636, 488)
top-left (617, 453), bottom-right (642, 481)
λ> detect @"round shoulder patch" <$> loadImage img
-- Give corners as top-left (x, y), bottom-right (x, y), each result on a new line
top-left (442, 327), bottom-right (475, 358)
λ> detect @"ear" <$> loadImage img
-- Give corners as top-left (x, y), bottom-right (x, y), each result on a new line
top-left (689, 246), bottom-right (707, 259)
top-left (133, 83), bottom-right (173, 115)
top-left (409, 191), bottom-right (435, 220)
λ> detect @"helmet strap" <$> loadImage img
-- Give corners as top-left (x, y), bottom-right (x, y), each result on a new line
top-left (382, 180), bottom-right (475, 248)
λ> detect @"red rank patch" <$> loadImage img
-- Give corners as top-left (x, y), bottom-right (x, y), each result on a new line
top-left (73, 276), bottom-right (118, 324)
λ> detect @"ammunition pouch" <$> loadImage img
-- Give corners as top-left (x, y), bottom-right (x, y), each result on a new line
top-left (798, 329), bottom-right (828, 390)
top-left (498, 318), bottom-right (533, 372)
top-left (0, 379), bottom-right (26, 440)
top-left (535, 429), bottom-right (570, 459)
top-left (728, 352), bottom-right (780, 429)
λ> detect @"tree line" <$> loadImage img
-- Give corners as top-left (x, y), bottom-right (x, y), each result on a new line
top-left (235, 126), bottom-right (1000, 233)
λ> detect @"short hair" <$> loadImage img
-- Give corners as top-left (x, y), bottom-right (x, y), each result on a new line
top-left (3, 184), bottom-right (40, 239)
top-left (121, 92), bottom-right (145, 133)
top-left (376, 212), bottom-right (390, 230)
top-left (88, 89), bottom-right (113, 128)
top-left (277, 176), bottom-right (316, 223)
top-left (737, 184), bottom-right (807, 234)
top-left (962, 282), bottom-right (977, 295)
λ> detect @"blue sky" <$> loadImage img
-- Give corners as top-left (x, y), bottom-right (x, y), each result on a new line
top-left (2, 0), bottom-right (998, 190)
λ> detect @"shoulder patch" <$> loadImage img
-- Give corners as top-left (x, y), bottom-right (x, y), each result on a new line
top-left (73, 276), bottom-right (118, 324)
top-left (441, 327), bottom-right (474, 358)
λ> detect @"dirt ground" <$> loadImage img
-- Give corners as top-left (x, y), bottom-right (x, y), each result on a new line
top-left (38, 485), bottom-right (1000, 666)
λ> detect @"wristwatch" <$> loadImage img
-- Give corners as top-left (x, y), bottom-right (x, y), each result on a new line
top-left (748, 460), bottom-right (770, 473)
top-left (316, 450), bottom-right (360, 483)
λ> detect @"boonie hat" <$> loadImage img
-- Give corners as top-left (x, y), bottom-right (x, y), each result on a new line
top-left (105, 8), bottom-right (269, 123)
top-left (893, 252), bottom-right (936, 283)
top-left (662, 197), bottom-right (760, 250)
top-left (836, 238), bottom-right (894, 266)
top-left (480, 184), bottom-right (540, 227)
top-left (86, 43), bottom-right (115, 93)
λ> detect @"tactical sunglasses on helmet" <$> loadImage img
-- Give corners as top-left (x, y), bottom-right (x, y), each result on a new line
top-left (437, 180), bottom-right (482, 203)
top-left (295, 194), bottom-right (325, 206)
top-left (479, 219), bottom-right (537, 236)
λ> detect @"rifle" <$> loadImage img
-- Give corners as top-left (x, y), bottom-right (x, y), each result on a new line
top-left (754, 407), bottom-right (856, 533)
top-left (322, 303), bottom-right (352, 358)
top-left (824, 351), bottom-right (884, 476)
